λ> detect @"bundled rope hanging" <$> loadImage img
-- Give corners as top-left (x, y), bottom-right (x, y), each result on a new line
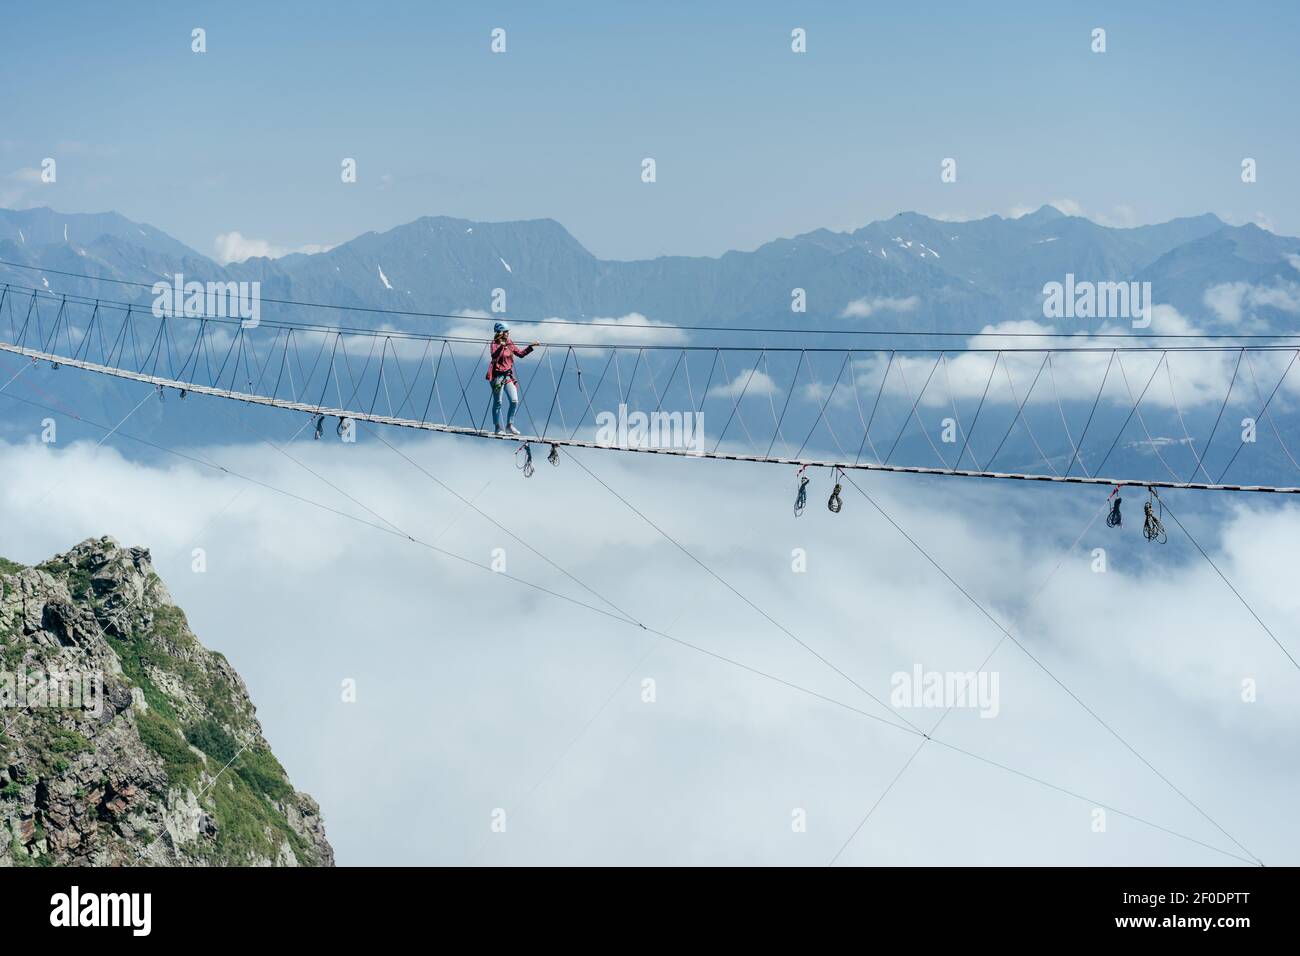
top-left (1143, 488), bottom-right (1167, 544)
top-left (313, 414), bottom-right (325, 440)
top-left (1106, 488), bottom-right (1123, 528)
top-left (827, 467), bottom-right (844, 514)
top-left (548, 444), bottom-right (560, 467)
top-left (336, 416), bottom-right (353, 439)
top-left (516, 442), bottom-right (535, 478)
top-left (794, 466), bottom-right (809, 517)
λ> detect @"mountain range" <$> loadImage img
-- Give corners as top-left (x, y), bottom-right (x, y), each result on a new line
top-left (3, 204), bottom-right (1299, 337)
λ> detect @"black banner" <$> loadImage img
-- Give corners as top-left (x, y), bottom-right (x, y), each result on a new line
top-left (0, 865), bottom-right (1280, 942)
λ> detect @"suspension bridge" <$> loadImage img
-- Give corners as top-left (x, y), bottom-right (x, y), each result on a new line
top-left (2, 279), bottom-right (1299, 495)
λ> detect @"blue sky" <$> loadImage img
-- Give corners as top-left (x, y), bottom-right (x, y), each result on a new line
top-left (3, 1), bottom-right (1298, 260)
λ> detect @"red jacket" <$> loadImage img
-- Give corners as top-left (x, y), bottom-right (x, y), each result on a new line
top-left (486, 338), bottom-right (534, 381)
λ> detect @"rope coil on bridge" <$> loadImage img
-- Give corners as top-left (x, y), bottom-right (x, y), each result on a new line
top-left (516, 443), bottom-right (535, 478)
top-left (827, 466), bottom-right (845, 513)
top-left (1107, 493), bottom-right (1123, 528)
top-left (1144, 489), bottom-right (1168, 544)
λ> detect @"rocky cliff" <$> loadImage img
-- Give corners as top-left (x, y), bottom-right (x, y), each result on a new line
top-left (0, 537), bottom-right (332, 866)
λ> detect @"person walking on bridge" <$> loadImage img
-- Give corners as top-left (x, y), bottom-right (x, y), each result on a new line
top-left (485, 322), bottom-right (538, 435)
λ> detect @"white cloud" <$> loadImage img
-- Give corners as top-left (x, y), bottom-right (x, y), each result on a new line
top-left (0, 424), bottom-right (1296, 865)
top-left (0, 166), bottom-right (45, 208)
top-left (331, 323), bottom-right (452, 364)
top-left (532, 313), bottom-right (686, 347)
top-left (1204, 283), bottom-right (1249, 325)
top-left (1249, 212), bottom-right (1276, 233)
top-left (851, 308), bottom-right (1273, 414)
top-left (9, 166), bottom-right (43, 185)
top-left (1205, 279), bottom-right (1300, 325)
top-left (213, 231), bottom-right (334, 264)
top-left (445, 312), bottom-right (687, 348)
top-left (1008, 200), bottom-right (1139, 228)
top-left (1047, 198), bottom-right (1085, 218)
top-left (840, 295), bottom-right (919, 319)
top-left (1251, 285), bottom-right (1300, 313)
top-left (709, 369), bottom-right (777, 399)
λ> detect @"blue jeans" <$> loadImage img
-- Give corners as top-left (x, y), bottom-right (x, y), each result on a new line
top-left (491, 375), bottom-right (519, 429)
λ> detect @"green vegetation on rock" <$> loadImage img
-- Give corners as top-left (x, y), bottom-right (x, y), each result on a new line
top-left (136, 708), bottom-right (202, 787)
top-left (0, 557), bottom-right (26, 576)
top-left (2, 537), bottom-right (332, 867)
